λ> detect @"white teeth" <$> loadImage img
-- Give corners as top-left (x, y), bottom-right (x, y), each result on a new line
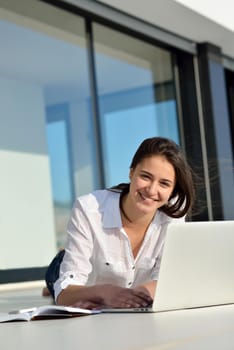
top-left (139, 192), bottom-right (146, 200)
top-left (139, 192), bottom-right (158, 201)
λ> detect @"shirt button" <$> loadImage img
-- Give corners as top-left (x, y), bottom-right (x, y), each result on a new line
top-left (128, 282), bottom-right (132, 286)
top-left (105, 262), bottom-right (110, 265)
top-left (69, 274), bottom-right (74, 278)
top-left (132, 266), bottom-right (135, 270)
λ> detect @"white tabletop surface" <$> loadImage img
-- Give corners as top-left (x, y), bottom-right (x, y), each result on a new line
top-left (1, 285), bottom-right (234, 350)
top-left (1, 303), bottom-right (234, 349)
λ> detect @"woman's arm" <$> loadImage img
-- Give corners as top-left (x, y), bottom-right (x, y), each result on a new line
top-left (56, 285), bottom-right (102, 308)
top-left (141, 280), bottom-right (157, 299)
top-left (133, 281), bottom-right (156, 301)
top-left (57, 283), bottom-right (153, 309)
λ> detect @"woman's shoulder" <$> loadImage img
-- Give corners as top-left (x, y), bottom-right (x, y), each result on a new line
top-left (156, 210), bottom-right (185, 225)
top-left (77, 189), bottom-right (120, 210)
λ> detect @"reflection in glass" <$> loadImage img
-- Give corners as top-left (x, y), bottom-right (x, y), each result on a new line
top-left (0, 6), bottom-right (94, 257)
top-left (93, 24), bottom-right (180, 187)
top-left (208, 61), bottom-right (234, 219)
top-left (46, 115), bottom-right (72, 248)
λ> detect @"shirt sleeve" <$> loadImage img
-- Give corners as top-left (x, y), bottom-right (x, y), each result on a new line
top-left (54, 199), bottom-right (94, 301)
top-left (150, 255), bottom-right (162, 281)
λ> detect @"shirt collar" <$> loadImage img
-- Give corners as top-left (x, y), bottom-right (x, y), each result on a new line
top-left (102, 191), bottom-right (122, 228)
top-left (101, 190), bottom-right (172, 229)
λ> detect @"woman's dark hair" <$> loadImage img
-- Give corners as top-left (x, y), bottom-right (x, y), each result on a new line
top-left (110, 137), bottom-right (195, 218)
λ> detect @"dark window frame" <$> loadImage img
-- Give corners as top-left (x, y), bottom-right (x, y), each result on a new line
top-left (225, 69), bottom-right (234, 159)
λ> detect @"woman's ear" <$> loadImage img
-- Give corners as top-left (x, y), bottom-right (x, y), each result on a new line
top-left (129, 168), bottom-right (133, 181)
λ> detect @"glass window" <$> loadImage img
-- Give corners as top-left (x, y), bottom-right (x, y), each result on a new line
top-left (208, 61), bottom-right (234, 219)
top-left (0, 0), bottom-right (95, 269)
top-left (46, 107), bottom-right (74, 248)
top-left (93, 24), bottom-right (180, 187)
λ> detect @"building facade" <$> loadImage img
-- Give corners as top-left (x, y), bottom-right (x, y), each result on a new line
top-left (0, 0), bottom-right (234, 283)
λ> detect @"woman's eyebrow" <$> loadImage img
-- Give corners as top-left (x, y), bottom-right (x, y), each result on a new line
top-left (140, 170), bottom-right (153, 176)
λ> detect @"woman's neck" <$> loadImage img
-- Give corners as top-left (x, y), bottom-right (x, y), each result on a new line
top-left (120, 193), bottom-right (156, 227)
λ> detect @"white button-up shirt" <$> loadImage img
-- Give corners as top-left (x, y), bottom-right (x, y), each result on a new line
top-left (54, 189), bottom-right (184, 301)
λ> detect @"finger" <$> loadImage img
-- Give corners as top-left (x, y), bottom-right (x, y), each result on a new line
top-left (114, 300), bottom-right (139, 308)
top-left (131, 290), bottom-right (153, 302)
top-left (115, 296), bottom-right (147, 308)
top-left (125, 293), bottom-right (152, 307)
top-left (72, 301), bottom-right (102, 309)
top-left (112, 289), bottom-right (151, 306)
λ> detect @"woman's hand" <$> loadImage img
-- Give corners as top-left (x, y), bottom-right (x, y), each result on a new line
top-left (71, 300), bottom-right (103, 310)
top-left (95, 284), bottom-right (153, 308)
top-left (135, 280), bottom-right (157, 299)
top-left (57, 283), bottom-right (153, 309)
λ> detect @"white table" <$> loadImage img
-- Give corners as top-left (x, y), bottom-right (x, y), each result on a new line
top-left (1, 304), bottom-right (234, 350)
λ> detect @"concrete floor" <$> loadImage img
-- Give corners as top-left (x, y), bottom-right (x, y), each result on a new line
top-left (0, 281), bottom-right (53, 314)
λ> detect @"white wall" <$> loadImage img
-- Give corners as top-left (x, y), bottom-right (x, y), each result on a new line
top-left (0, 76), bottom-right (57, 268)
top-left (175, 0), bottom-right (234, 31)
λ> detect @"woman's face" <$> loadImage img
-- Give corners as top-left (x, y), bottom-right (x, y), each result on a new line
top-left (129, 155), bottom-right (176, 215)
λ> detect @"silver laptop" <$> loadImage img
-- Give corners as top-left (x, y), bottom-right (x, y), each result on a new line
top-left (103, 220), bottom-right (234, 313)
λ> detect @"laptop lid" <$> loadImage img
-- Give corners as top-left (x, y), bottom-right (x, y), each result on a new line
top-left (153, 220), bottom-right (234, 312)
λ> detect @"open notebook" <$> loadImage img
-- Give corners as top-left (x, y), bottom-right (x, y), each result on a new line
top-left (103, 220), bottom-right (234, 313)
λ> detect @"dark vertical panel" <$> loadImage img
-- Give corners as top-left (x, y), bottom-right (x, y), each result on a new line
top-left (198, 43), bottom-right (234, 220)
top-left (85, 20), bottom-right (105, 188)
top-left (176, 51), bottom-right (209, 221)
top-left (225, 70), bottom-right (234, 158)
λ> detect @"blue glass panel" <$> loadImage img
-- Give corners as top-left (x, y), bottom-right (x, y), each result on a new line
top-left (46, 119), bottom-right (72, 205)
top-left (94, 24), bottom-right (180, 187)
top-left (101, 100), bottom-right (179, 186)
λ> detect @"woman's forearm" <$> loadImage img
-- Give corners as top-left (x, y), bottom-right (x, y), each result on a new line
top-left (56, 285), bottom-right (103, 306)
top-left (56, 283), bottom-right (153, 308)
top-left (137, 280), bottom-right (157, 299)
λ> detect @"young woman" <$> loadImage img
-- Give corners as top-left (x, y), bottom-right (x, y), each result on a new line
top-left (48, 137), bottom-right (195, 309)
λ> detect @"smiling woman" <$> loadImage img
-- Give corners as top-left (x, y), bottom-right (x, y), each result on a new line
top-left (45, 137), bottom-right (195, 309)
top-left (127, 156), bottom-right (176, 217)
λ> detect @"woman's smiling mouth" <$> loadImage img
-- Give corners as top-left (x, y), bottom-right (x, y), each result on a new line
top-left (138, 192), bottom-right (159, 202)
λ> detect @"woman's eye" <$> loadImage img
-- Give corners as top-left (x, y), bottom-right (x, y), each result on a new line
top-left (160, 182), bottom-right (170, 188)
top-left (141, 174), bottom-right (150, 179)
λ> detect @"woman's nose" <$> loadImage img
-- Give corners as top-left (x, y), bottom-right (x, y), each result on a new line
top-left (147, 181), bottom-right (159, 195)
